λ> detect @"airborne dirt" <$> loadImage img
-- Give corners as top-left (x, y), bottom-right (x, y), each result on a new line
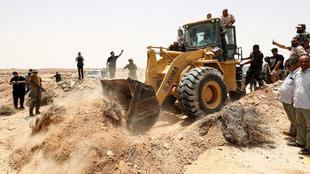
top-left (0, 69), bottom-right (309, 174)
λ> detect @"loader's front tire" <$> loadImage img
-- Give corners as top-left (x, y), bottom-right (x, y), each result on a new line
top-left (178, 67), bottom-right (227, 117)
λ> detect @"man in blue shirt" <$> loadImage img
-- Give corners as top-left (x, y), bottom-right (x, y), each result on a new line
top-left (25, 69), bottom-right (32, 96)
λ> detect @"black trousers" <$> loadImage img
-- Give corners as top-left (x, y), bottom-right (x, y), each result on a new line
top-left (109, 69), bottom-right (116, 79)
top-left (245, 69), bottom-right (264, 87)
top-left (78, 66), bottom-right (84, 79)
top-left (13, 91), bottom-right (25, 107)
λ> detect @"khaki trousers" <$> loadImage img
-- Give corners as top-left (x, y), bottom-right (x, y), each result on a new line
top-left (295, 108), bottom-right (310, 147)
top-left (282, 103), bottom-right (297, 136)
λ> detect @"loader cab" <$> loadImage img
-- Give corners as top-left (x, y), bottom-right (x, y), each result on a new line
top-left (183, 18), bottom-right (237, 61)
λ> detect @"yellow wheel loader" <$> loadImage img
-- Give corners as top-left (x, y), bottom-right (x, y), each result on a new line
top-left (101, 18), bottom-right (245, 132)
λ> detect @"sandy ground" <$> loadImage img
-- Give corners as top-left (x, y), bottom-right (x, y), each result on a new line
top-left (0, 68), bottom-right (310, 174)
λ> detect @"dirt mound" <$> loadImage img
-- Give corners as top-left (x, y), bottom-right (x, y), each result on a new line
top-left (220, 104), bottom-right (272, 146)
top-left (30, 105), bottom-right (66, 133)
top-left (6, 84), bottom-right (285, 173)
top-left (57, 78), bottom-right (98, 92)
top-left (8, 96), bottom-right (226, 173)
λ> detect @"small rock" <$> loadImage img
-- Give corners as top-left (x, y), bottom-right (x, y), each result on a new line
top-left (299, 156), bottom-right (304, 159)
top-left (133, 164), bottom-right (138, 168)
top-left (163, 143), bottom-right (169, 150)
top-left (217, 147), bottom-right (222, 151)
top-left (106, 150), bottom-right (114, 156)
top-left (265, 156), bottom-right (269, 159)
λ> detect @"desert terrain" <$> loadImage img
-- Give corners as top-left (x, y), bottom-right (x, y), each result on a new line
top-left (0, 68), bottom-right (309, 174)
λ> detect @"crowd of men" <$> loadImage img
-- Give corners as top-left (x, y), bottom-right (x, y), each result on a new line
top-left (7, 10), bottom-right (309, 155)
top-left (238, 23), bottom-right (310, 155)
top-left (75, 50), bottom-right (138, 80)
top-left (9, 69), bottom-right (42, 116)
top-left (8, 50), bottom-right (138, 117)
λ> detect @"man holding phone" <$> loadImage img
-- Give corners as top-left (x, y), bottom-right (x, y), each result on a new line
top-left (9, 72), bottom-right (27, 109)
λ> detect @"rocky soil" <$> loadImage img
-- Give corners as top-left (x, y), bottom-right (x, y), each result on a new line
top-left (0, 69), bottom-right (309, 174)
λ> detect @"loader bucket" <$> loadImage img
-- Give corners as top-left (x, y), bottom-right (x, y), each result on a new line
top-left (100, 79), bottom-right (160, 133)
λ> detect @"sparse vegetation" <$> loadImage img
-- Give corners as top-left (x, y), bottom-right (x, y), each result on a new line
top-left (220, 104), bottom-right (272, 146)
top-left (0, 105), bottom-right (16, 116)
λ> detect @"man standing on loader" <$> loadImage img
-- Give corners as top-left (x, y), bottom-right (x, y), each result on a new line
top-left (240, 44), bottom-right (264, 90)
top-left (26, 69), bottom-right (42, 116)
top-left (123, 58), bottom-right (138, 80)
top-left (107, 50), bottom-right (124, 79)
top-left (220, 9), bottom-right (235, 28)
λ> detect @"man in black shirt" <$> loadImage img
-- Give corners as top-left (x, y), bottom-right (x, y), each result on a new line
top-left (9, 72), bottom-right (27, 109)
top-left (53, 72), bottom-right (62, 83)
top-left (106, 50), bottom-right (124, 79)
top-left (265, 48), bottom-right (284, 83)
top-left (76, 52), bottom-right (84, 80)
top-left (240, 44), bottom-right (264, 90)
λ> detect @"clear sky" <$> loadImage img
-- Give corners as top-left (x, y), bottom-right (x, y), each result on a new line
top-left (0, 0), bottom-right (309, 69)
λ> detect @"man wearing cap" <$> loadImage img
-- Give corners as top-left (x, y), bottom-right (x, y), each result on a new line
top-left (26, 69), bottom-right (42, 116)
top-left (107, 50), bottom-right (124, 79)
top-left (273, 37), bottom-right (306, 59)
top-left (123, 58), bottom-right (138, 80)
top-left (279, 58), bottom-right (299, 140)
top-left (240, 44), bottom-right (264, 90)
top-left (9, 72), bottom-right (27, 109)
top-left (296, 24), bottom-right (310, 46)
top-left (293, 55), bottom-right (310, 155)
top-left (265, 48), bottom-right (284, 83)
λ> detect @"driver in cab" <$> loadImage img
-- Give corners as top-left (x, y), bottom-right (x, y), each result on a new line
top-left (198, 33), bottom-right (212, 47)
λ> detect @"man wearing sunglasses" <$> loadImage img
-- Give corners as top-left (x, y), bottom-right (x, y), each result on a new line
top-left (279, 58), bottom-right (299, 144)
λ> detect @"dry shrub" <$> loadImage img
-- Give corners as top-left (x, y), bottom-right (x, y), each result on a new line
top-left (30, 105), bottom-right (65, 133)
top-left (40, 92), bottom-right (54, 106)
top-left (220, 104), bottom-right (272, 146)
top-left (101, 98), bottom-right (126, 125)
top-left (26, 93), bottom-right (54, 107)
top-left (0, 105), bottom-right (16, 116)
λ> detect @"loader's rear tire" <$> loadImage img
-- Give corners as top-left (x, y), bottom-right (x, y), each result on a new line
top-left (229, 66), bottom-right (246, 101)
top-left (178, 67), bottom-right (227, 117)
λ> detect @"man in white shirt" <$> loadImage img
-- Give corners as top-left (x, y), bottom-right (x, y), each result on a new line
top-left (279, 58), bottom-right (299, 139)
top-left (294, 55), bottom-right (310, 155)
top-left (220, 9), bottom-right (235, 28)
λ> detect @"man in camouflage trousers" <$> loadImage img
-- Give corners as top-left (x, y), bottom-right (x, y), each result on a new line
top-left (123, 58), bottom-right (138, 80)
top-left (26, 69), bottom-right (42, 116)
